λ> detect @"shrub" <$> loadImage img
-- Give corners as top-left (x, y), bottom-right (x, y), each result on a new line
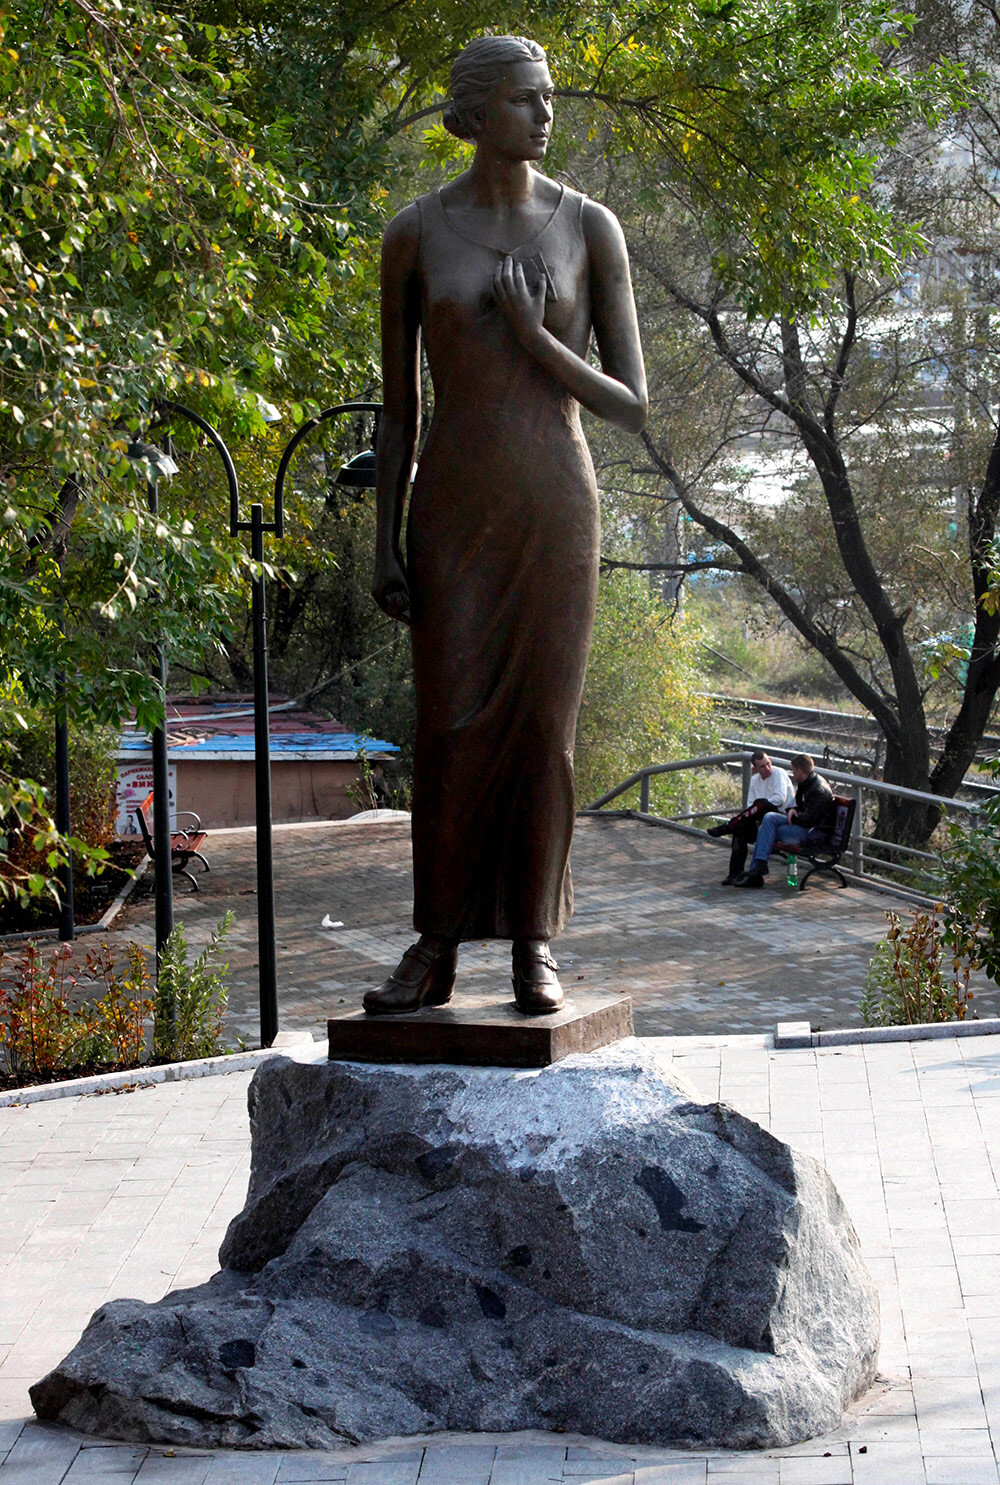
top-left (2, 708), bottom-right (118, 852)
top-left (346, 750), bottom-right (410, 814)
top-left (575, 574), bottom-right (718, 812)
top-left (80, 942), bottom-right (154, 1069)
top-left (0, 941), bottom-right (94, 1080)
top-left (153, 912), bottom-right (233, 1062)
top-left (860, 906), bottom-right (981, 1027)
top-left (940, 769), bottom-right (1000, 988)
top-left (0, 707), bottom-right (117, 909)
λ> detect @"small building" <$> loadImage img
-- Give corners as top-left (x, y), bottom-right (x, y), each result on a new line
top-left (116, 696), bottom-right (400, 833)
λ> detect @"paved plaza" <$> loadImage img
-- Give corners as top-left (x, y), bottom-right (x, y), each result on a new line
top-left (4, 816), bottom-right (999, 1482)
top-left (102, 816), bottom-right (940, 1045)
top-left (3, 1032), bottom-right (1000, 1481)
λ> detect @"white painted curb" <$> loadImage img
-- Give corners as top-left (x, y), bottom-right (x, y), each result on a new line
top-left (775, 1017), bottom-right (1000, 1050)
top-left (0, 1030), bottom-right (316, 1107)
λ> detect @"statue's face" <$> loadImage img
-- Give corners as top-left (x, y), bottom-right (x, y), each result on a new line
top-left (479, 60), bottom-right (554, 161)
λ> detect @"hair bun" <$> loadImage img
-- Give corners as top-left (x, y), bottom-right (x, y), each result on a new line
top-left (441, 104), bottom-right (474, 141)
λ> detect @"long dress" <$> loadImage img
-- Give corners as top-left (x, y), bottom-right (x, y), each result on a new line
top-left (407, 182), bottom-right (599, 942)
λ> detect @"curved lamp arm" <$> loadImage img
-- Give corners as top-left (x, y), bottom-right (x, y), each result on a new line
top-left (272, 401), bottom-right (382, 537)
top-left (149, 399), bottom-right (241, 537)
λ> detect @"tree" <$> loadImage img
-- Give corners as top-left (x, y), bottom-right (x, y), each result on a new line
top-left (567, 0), bottom-right (988, 844)
top-left (0, 0), bottom-right (968, 896)
top-left (0, 0), bottom-right (369, 732)
top-left (575, 571), bottom-right (717, 807)
top-left (628, 257), bottom-right (999, 845)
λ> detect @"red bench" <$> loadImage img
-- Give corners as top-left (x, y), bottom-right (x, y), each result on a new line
top-left (134, 791), bottom-right (210, 891)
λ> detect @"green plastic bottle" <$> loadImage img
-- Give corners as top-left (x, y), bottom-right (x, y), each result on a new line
top-left (786, 853), bottom-right (798, 887)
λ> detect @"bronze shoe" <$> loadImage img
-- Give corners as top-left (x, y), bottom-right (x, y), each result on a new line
top-left (363, 939), bottom-right (457, 1015)
top-left (511, 940), bottom-right (564, 1015)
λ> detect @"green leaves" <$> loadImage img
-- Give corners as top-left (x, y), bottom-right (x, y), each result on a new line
top-left (576, 573), bottom-right (718, 806)
top-left (0, 0), bottom-right (969, 854)
top-left (0, 0), bottom-right (376, 735)
top-left (550, 0), bottom-right (961, 316)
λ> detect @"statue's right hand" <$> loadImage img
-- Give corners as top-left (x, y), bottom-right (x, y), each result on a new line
top-left (372, 552), bottom-right (411, 626)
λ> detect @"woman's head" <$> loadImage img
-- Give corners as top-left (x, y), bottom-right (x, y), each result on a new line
top-left (443, 35), bottom-right (550, 147)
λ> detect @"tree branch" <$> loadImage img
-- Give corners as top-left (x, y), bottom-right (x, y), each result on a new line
top-left (24, 476), bottom-right (83, 577)
top-left (640, 427), bottom-right (903, 741)
top-left (933, 412), bottom-right (1000, 793)
top-left (600, 557), bottom-right (740, 574)
top-left (779, 315), bottom-right (816, 422)
top-left (823, 270), bottom-right (858, 437)
top-left (392, 100), bottom-right (444, 133)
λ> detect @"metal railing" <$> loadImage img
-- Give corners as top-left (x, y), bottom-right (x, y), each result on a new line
top-left (581, 749), bottom-right (983, 905)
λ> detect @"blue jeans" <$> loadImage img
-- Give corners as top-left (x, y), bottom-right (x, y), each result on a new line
top-left (749, 813), bottom-right (809, 868)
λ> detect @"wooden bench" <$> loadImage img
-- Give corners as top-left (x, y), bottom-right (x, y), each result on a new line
top-left (134, 791), bottom-right (210, 891)
top-left (786, 794), bottom-right (857, 892)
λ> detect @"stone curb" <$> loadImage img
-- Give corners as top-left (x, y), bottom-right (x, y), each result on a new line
top-left (775, 1017), bottom-right (1000, 1049)
top-left (0, 856), bottom-right (150, 948)
top-left (0, 1030), bottom-right (316, 1108)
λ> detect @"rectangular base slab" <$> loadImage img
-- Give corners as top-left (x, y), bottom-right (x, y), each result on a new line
top-left (328, 990), bottom-right (633, 1068)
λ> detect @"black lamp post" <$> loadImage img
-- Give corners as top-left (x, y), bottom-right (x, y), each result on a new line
top-left (275, 401), bottom-right (382, 510)
top-left (54, 670), bottom-right (73, 942)
top-left (134, 400), bottom-right (378, 1048)
top-left (54, 528), bottom-right (74, 942)
top-left (211, 410), bottom-right (285, 1049)
top-left (249, 400), bottom-right (380, 1041)
top-left (50, 474), bottom-right (84, 943)
top-left (144, 404), bottom-right (237, 978)
top-left (130, 435), bottom-right (181, 969)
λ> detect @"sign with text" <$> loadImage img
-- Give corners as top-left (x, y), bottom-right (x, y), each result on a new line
top-left (115, 761), bottom-right (177, 837)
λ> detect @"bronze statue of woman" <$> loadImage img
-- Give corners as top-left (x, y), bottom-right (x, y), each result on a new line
top-left (365, 34), bottom-right (647, 1017)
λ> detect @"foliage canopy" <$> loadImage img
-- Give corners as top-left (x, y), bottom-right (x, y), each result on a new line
top-left (0, 0), bottom-right (967, 890)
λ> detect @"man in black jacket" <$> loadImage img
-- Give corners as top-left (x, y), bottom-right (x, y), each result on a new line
top-left (734, 753), bottom-right (837, 889)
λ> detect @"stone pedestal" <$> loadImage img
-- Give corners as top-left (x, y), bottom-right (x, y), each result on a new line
top-left (31, 1041), bottom-right (879, 1451)
top-left (328, 990), bottom-right (633, 1067)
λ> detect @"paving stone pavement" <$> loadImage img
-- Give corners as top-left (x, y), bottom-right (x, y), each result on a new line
top-left (3, 1033), bottom-right (1000, 1482)
top-left (97, 816), bottom-right (960, 1047)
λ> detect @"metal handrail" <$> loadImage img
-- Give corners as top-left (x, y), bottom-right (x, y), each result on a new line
top-left (585, 752), bottom-right (981, 814)
top-left (581, 748), bottom-right (982, 905)
top-left (858, 835), bottom-right (941, 863)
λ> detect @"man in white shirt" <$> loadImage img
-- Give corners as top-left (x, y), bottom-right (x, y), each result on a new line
top-left (707, 750), bottom-right (796, 885)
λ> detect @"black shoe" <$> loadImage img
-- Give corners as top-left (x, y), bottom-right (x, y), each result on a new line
top-left (720, 875), bottom-right (739, 886)
top-left (707, 823), bottom-right (729, 838)
top-left (363, 940), bottom-right (457, 1014)
top-left (734, 870), bottom-right (765, 889)
top-left (512, 941), bottom-right (564, 1014)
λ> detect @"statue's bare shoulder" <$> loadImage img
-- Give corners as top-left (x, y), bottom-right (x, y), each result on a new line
top-left (381, 202), bottom-right (422, 264)
top-left (579, 196), bottom-right (629, 260)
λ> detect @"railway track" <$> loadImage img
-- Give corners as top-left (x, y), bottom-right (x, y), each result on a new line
top-left (704, 692), bottom-right (1000, 793)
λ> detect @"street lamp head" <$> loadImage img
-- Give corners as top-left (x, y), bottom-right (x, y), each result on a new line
top-left (126, 440), bottom-right (180, 479)
top-left (334, 449), bottom-right (377, 490)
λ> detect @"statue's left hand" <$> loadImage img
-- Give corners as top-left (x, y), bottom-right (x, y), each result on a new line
top-left (493, 255), bottom-right (546, 346)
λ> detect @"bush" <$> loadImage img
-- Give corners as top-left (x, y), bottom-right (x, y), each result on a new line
top-left (153, 912), bottom-right (233, 1062)
top-left (0, 922), bottom-right (234, 1086)
top-left (0, 707), bottom-right (118, 909)
top-left (940, 768), bottom-right (1000, 988)
top-left (2, 707), bottom-right (118, 852)
top-left (346, 749), bottom-right (410, 814)
top-left (575, 573), bottom-right (718, 812)
top-left (860, 906), bottom-right (981, 1027)
top-left (0, 938), bottom-right (153, 1082)
top-left (0, 941), bottom-right (91, 1080)
top-left (80, 942), bottom-right (154, 1069)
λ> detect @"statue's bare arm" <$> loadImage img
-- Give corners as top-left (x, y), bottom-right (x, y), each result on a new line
top-left (372, 205), bottom-right (422, 624)
top-left (492, 200), bottom-right (647, 433)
